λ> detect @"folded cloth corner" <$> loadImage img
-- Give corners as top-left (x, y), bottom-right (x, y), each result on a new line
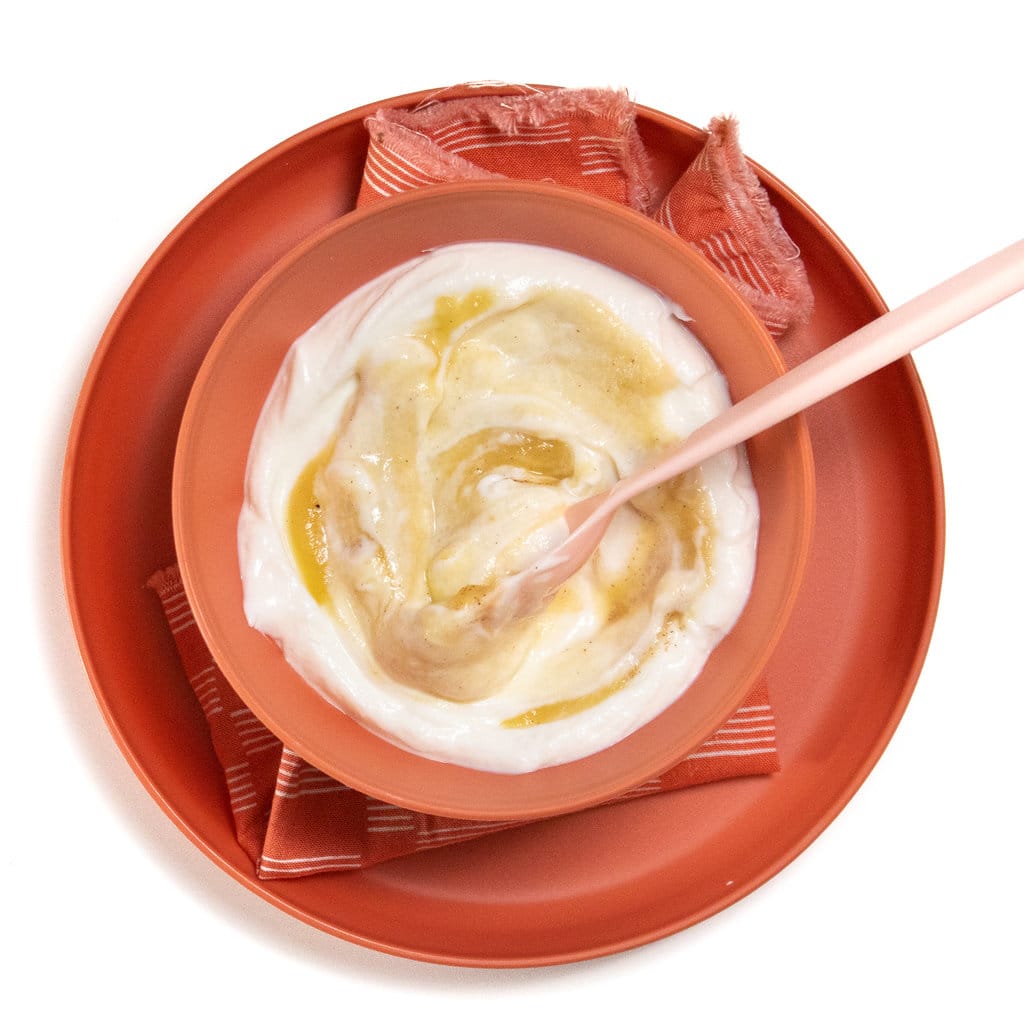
top-left (653, 115), bottom-right (814, 337)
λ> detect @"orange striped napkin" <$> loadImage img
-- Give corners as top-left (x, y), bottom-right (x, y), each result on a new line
top-left (359, 84), bottom-right (812, 337)
top-left (151, 566), bottom-right (780, 877)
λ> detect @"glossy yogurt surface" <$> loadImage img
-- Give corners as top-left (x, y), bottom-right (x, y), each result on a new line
top-left (238, 242), bottom-right (759, 772)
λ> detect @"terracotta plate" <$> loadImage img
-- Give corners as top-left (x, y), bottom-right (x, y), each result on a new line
top-left (61, 88), bottom-right (943, 967)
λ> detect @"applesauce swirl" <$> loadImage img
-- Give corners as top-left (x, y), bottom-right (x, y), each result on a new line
top-left (285, 281), bottom-right (716, 703)
top-left (239, 242), bottom-right (759, 772)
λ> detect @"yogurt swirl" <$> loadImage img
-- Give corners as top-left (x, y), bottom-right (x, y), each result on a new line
top-left (239, 242), bottom-right (759, 772)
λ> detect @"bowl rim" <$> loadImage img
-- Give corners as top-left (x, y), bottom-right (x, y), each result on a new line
top-left (172, 177), bottom-right (816, 821)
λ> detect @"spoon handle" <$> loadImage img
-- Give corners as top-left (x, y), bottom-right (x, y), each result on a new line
top-left (614, 237), bottom-right (1024, 506)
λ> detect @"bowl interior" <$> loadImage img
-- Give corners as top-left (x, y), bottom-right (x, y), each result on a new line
top-left (172, 181), bottom-right (814, 821)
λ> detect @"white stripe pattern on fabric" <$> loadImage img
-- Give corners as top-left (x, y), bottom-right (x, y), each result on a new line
top-left (579, 136), bottom-right (621, 175)
top-left (366, 809), bottom-right (416, 821)
top-left (161, 590), bottom-right (189, 611)
top-left (274, 783), bottom-right (353, 799)
top-left (701, 735), bottom-right (775, 747)
top-left (167, 606), bottom-right (193, 629)
top-left (235, 721), bottom-right (271, 737)
top-left (193, 679), bottom-right (218, 700)
top-left (225, 762), bottom-right (257, 813)
top-left (433, 120), bottom-right (572, 146)
top-left (367, 146), bottom-right (438, 190)
top-left (371, 141), bottom-right (439, 180)
top-left (363, 154), bottom-right (420, 198)
top-left (697, 231), bottom-right (777, 297)
top-left (260, 864), bottom-right (358, 875)
top-left (165, 606), bottom-right (191, 625)
top-left (361, 174), bottom-right (392, 199)
top-left (417, 822), bottom-right (511, 838)
top-left (193, 677), bottom-right (223, 715)
top-left (162, 600), bottom-right (189, 620)
top-left (430, 118), bottom-right (485, 144)
top-left (621, 781), bottom-right (663, 796)
top-left (241, 737), bottom-right (280, 755)
top-left (261, 853), bottom-right (362, 865)
top-left (447, 137), bottom-right (572, 156)
top-left (259, 853), bottom-right (362, 875)
top-left (273, 765), bottom-right (352, 798)
top-left (363, 146), bottom-right (437, 197)
top-left (721, 230), bottom-right (775, 294)
top-left (685, 746), bottom-right (777, 760)
top-left (657, 197), bottom-right (678, 235)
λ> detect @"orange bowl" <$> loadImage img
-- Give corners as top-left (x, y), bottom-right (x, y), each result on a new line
top-left (172, 180), bottom-right (815, 821)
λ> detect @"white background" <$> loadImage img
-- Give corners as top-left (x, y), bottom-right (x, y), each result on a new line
top-left (7, 1), bottom-right (1022, 1020)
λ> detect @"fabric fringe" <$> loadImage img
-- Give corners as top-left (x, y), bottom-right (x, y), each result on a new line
top-left (705, 116), bottom-right (814, 328)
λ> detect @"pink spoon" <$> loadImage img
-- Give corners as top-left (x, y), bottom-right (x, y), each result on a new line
top-left (501, 238), bottom-right (1024, 619)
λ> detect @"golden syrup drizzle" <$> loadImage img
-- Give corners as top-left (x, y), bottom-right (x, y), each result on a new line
top-left (501, 675), bottom-right (633, 729)
top-left (285, 442), bottom-right (334, 606)
top-left (283, 284), bottom-right (720, 709)
top-left (635, 476), bottom-right (717, 584)
top-left (501, 612), bottom-right (689, 729)
top-left (435, 428), bottom-right (576, 500)
top-left (443, 583), bottom-right (492, 611)
top-left (422, 288), bottom-right (495, 357)
top-left (672, 481), bottom-right (716, 586)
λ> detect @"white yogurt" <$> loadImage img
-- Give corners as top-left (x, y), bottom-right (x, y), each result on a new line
top-left (238, 242), bottom-right (759, 773)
